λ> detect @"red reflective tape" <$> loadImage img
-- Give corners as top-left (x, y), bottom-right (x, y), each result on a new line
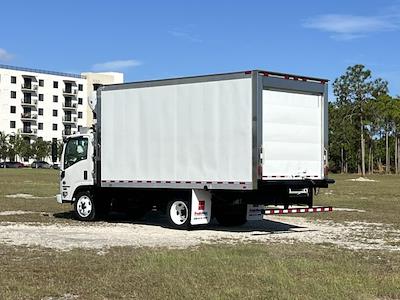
top-left (217, 182), bottom-right (223, 184)
top-left (156, 181), bottom-right (161, 183)
top-left (196, 181), bottom-right (202, 184)
top-left (166, 181), bottom-right (171, 183)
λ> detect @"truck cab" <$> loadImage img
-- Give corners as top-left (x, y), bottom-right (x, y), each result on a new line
top-left (56, 132), bottom-right (95, 204)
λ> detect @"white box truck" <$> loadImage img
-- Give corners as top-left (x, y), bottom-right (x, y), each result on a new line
top-left (56, 70), bottom-right (334, 228)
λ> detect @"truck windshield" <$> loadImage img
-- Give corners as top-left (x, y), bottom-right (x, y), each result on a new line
top-left (64, 137), bottom-right (88, 169)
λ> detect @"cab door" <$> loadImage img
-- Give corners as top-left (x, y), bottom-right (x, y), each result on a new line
top-left (60, 135), bottom-right (94, 202)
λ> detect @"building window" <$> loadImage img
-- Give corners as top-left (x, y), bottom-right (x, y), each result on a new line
top-left (39, 94), bottom-right (44, 101)
top-left (78, 125), bottom-right (82, 132)
top-left (93, 111), bottom-right (97, 119)
top-left (10, 121), bottom-right (15, 128)
top-left (38, 108), bottom-right (43, 115)
top-left (10, 106), bottom-right (16, 113)
top-left (78, 98), bottom-right (83, 105)
top-left (52, 124), bottom-right (57, 131)
top-left (78, 112), bottom-right (82, 119)
top-left (53, 109), bottom-right (58, 117)
top-left (11, 76), bottom-right (16, 84)
top-left (39, 79), bottom-right (44, 87)
top-left (78, 84), bottom-right (83, 91)
top-left (53, 95), bottom-right (58, 102)
top-left (53, 81), bottom-right (58, 88)
top-left (38, 123), bottom-right (43, 130)
top-left (11, 91), bottom-right (16, 98)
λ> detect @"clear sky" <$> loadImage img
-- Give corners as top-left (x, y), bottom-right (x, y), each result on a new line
top-left (0, 0), bottom-right (399, 98)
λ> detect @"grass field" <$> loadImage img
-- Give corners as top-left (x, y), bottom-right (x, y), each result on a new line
top-left (0, 169), bottom-right (399, 299)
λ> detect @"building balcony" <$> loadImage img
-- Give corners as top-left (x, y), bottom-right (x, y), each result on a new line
top-left (62, 116), bottom-right (77, 124)
top-left (20, 128), bottom-right (37, 136)
top-left (62, 129), bottom-right (76, 137)
top-left (63, 88), bottom-right (78, 97)
top-left (21, 83), bottom-right (38, 93)
top-left (21, 113), bottom-right (38, 122)
top-left (62, 102), bottom-right (77, 111)
top-left (21, 99), bottom-right (38, 107)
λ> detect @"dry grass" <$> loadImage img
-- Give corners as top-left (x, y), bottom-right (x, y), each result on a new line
top-left (0, 243), bottom-right (399, 300)
top-left (304, 174), bottom-right (400, 228)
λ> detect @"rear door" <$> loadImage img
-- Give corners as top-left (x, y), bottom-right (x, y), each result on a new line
top-left (262, 89), bottom-right (323, 180)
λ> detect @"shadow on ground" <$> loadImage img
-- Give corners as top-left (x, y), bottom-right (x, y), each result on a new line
top-left (53, 210), bottom-right (312, 235)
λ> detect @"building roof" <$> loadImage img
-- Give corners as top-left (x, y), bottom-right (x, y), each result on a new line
top-left (0, 64), bottom-right (85, 79)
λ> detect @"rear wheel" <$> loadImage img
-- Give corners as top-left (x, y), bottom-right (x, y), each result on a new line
top-left (74, 191), bottom-right (96, 221)
top-left (167, 199), bottom-right (191, 229)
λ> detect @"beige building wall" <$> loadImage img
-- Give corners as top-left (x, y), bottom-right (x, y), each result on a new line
top-left (80, 72), bottom-right (124, 127)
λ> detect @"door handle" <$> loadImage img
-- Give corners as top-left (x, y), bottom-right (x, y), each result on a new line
top-left (84, 170), bottom-right (87, 180)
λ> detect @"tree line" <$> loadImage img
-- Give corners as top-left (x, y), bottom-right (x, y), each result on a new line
top-left (0, 132), bottom-right (62, 162)
top-left (329, 64), bottom-right (400, 175)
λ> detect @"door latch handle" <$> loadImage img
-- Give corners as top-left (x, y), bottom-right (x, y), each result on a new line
top-left (84, 171), bottom-right (87, 180)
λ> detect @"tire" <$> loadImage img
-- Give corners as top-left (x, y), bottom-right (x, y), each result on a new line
top-left (167, 199), bottom-right (191, 229)
top-left (74, 191), bottom-right (96, 221)
top-left (214, 204), bottom-right (247, 227)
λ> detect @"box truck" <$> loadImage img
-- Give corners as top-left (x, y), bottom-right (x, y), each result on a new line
top-left (56, 70), bottom-right (334, 228)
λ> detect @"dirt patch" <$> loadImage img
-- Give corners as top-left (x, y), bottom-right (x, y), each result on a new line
top-left (0, 215), bottom-right (398, 252)
top-left (334, 208), bottom-right (366, 213)
top-left (42, 294), bottom-right (79, 300)
top-left (0, 210), bottom-right (36, 216)
top-left (347, 177), bottom-right (378, 182)
top-left (5, 193), bottom-right (53, 199)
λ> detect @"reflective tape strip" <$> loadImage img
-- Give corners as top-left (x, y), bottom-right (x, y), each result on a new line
top-left (264, 207), bottom-right (333, 215)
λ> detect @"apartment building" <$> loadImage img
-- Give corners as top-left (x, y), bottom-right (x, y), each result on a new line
top-left (0, 65), bottom-right (123, 147)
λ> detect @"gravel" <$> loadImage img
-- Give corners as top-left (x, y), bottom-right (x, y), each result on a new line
top-left (0, 212), bottom-right (398, 252)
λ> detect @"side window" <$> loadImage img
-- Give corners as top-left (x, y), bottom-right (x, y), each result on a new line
top-left (64, 137), bottom-right (88, 169)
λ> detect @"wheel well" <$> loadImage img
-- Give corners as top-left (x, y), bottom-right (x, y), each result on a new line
top-left (72, 186), bottom-right (94, 202)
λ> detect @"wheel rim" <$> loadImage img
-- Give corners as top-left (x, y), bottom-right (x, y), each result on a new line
top-left (77, 195), bottom-right (92, 218)
top-left (170, 201), bottom-right (189, 225)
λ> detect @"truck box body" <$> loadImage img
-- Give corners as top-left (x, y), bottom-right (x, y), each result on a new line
top-left (97, 71), bottom-right (328, 191)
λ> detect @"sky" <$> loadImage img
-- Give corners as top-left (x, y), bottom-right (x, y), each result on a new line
top-left (0, 0), bottom-right (399, 98)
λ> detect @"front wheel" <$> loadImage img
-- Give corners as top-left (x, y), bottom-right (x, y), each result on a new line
top-left (167, 199), bottom-right (191, 229)
top-left (74, 191), bottom-right (96, 221)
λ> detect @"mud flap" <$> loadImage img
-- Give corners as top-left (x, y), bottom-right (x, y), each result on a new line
top-left (190, 189), bottom-right (212, 225)
top-left (246, 204), bottom-right (264, 221)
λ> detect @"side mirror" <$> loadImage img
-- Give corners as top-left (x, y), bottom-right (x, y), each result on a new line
top-left (51, 142), bottom-right (58, 163)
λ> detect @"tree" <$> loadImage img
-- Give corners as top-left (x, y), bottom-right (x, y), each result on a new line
top-left (0, 132), bottom-right (8, 161)
top-left (13, 134), bottom-right (33, 161)
top-left (333, 65), bottom-right (388, 176)
top-left (371, 94), bottom-right (396, 173)
top-left (32, 138), bottom-right (51, 161)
